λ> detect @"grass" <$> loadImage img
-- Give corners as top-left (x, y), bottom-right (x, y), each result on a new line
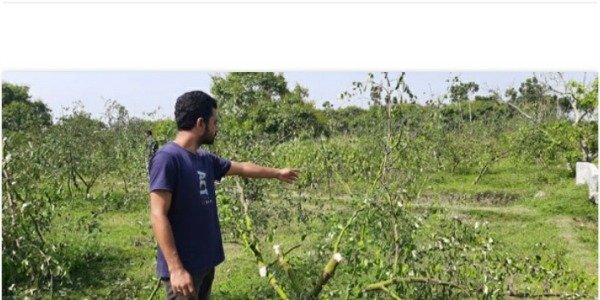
top-left (43, 204), bottom-right (157, 298)
top-left (426, 160), bottom-right (597, 282)
top-left (18, 159), bottom-right (598, 299)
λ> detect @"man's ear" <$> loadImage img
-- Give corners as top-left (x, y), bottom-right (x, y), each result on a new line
top-left (195, 117), bottom-right (205, 130)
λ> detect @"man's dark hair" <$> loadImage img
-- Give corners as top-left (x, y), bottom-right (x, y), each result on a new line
top-left (175, 91), bottom-right (218, 130)
top-left (146, 129), bottom-right (153, 135)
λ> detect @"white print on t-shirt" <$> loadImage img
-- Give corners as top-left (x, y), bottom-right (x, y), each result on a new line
top-left (197, 171), bottom-right (209, 195)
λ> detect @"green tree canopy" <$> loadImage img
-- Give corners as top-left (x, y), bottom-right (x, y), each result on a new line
top-left (210, 72), bottom-right (328, 140)
top-left (2, 82), bottom-right (52, 131)
top-left (446, 76), bottom-right (479, 103)
top-left (210, 72), bottom-right (289, 115)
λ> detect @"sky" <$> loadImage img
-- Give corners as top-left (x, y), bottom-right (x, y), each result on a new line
top-left (1, 71), bottom-right (594, 122)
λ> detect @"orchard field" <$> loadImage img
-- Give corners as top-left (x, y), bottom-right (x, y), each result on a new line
top-left (2, 72), bottom-right (598, 299)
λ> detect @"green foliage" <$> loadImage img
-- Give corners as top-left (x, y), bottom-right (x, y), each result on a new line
top-left (2, 132), bottom-right (69, 295)
top-left (151, 119), bottom-right (177, 145)
top-left (446, 76), bottom-right (479, 103)
top-left (2, 99), bottom-right (149, 297)
top-left (323, 105), bottom-right (368, 135)
top-left (441, 99), bottom-right (514, 129)
top-left (517, 76), bottom-right (547, 104)
top-left (581, 78), bottom-right (598, 112)
top-left (511, 118), bottom-right (598, 172)
top-left (211, 72), bottom-right (329, 140)
top-left (2, 82), bottom-right (52, 131)
top-left (244, 95), bottom-right (329, 140)
top-left (2, 82), bottom-right (32, 105)
top-left (564, 78), bottom-right (599, 118)
top-left (211, 72), bottom-right (289, 114)
top-left (505, 76), bottom-right (559, 122)
top-left (474, 93), bottom-right (501, 102)
top-left (55, 111), bottom-right (113, 195)
top-left (103, 99), bottom-right (130, 128)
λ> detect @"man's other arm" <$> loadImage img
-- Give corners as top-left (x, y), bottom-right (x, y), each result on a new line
top-left (150, 190), bottom-right (195, 296)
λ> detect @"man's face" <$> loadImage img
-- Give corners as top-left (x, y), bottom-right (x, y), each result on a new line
top-left (198, 108), bottom-right (219, 146)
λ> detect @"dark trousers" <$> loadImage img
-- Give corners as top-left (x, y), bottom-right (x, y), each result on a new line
top-left (162, 268), bottom-right (215, 300)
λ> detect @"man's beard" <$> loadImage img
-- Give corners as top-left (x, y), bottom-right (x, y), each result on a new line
top-left (197, 130), bottom-right (216, 147)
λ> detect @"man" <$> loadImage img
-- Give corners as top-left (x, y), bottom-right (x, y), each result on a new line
top-left (149, 91), bottom-right (299, 300)
top-left (145, 129), bottom-right (158, 170)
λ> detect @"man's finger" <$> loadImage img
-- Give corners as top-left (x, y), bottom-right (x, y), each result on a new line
top-left (189, 282), bottom-right (196, 295)
top-left (181, 285), bottom-right (191, 297)
top-left (173, 286), bottom-right (183, 296)
top-left (176, 282), bottom-right (189, 296)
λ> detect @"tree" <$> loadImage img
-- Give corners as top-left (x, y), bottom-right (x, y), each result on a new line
top-left (210, 72), bottom-right (289, 116)
top-left (544, 74), bottom-right (598, 162)
top-left (496, 73), bottom-right (598, 170)
top-left (2, 82), bottom-right (52, 131)
top-left (210, 72), bottom-right (328, 140)
top-left (447, 76), bottom-right (479, 103)
top-left (55, 105), bottom-right (109, 196)
top-left (515, 76), bottom-right (558, 120)
top-left (517, 76), bottom-right (547, 104)
top-left (2, 82), bottom-right (31, 106)
top-left (545, 73), bottom-right (598, 124)
top-left (323, 105), bottom-right (370, 135)
top-left (103, 99), bottom-right (130, 128)
top-left (445, 76), bottom-right (479, 123)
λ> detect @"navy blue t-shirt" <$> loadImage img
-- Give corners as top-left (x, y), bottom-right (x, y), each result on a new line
top-left (149, 142), bottom-right (231, 278)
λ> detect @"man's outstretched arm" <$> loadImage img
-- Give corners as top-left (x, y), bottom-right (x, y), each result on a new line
top-left (225, 161), bottom-right (300, 183)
